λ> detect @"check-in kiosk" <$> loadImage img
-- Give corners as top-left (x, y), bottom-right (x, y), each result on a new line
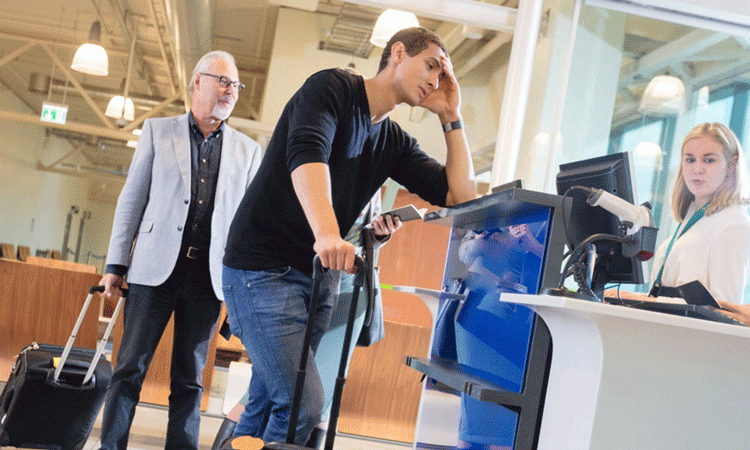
top-left (406, 187), bottom-right (568, 450)
top-left (406, 183), bottom-right (750, 450)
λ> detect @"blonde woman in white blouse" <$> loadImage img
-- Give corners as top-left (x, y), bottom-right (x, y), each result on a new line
top-left (608, 122), bottom-right (750, 306)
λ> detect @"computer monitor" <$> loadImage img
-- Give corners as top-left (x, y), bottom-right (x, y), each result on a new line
top-left (556, 151), bottom-right (646, 294)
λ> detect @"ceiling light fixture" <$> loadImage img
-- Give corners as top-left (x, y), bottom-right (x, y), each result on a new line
top-left (105, 95), bottom-right (135, 122)
top-left (126, 128), bottom-right (141, 148)
top-left (634, 141), bottom-right (662, 158)
top-left (106, 27), bottom-right (138, 123)
top-left (638, 75), bottom-right (685, 116)
top-left (462, 25), bottom-right (484, 40)
top-left (71, 20), bottom-right (108, 76)
top-left (370, 9), bottom-right (420, 48)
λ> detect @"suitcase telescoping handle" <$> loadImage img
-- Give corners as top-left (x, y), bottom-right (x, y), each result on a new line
top-left (52, 285), bottom-right (128, 386)
top-left (323, 255), bottom-right (365, 450)
top-left (286, 255), bottom-right (366, 447)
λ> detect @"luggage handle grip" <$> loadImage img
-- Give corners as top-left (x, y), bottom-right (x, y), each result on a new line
top-left (89, 284), bottom-right (129, 298)
top-left (311, 255), bottom-right (366, 287)
top-left (52, 285), bottom-right (127, 385)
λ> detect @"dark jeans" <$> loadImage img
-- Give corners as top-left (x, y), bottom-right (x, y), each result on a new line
top-left (98, 254), bottom-right (221, 450)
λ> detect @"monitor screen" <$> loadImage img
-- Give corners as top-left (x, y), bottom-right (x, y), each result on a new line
top-left (556, 152), bottom-right (646, 291)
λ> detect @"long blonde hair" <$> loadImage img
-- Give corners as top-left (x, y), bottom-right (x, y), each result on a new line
top-left (672, 122), bottom-right (750, 221)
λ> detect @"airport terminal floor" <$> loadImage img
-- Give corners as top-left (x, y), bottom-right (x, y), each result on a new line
top-left (0, 368), bottom-right (410, 450)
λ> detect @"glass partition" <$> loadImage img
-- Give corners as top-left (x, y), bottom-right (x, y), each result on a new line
top-left (552, 3), bottom-right (750, 296)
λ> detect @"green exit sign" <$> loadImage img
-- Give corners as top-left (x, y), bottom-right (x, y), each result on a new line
top-left (41, 102), bottom-right (68, 125)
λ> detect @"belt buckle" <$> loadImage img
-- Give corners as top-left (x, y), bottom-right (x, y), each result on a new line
top-left (186, 246), bottom-right (200, 259)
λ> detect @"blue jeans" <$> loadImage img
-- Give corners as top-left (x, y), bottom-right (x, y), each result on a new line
top-left (222, 264), bottom-right (339, 444)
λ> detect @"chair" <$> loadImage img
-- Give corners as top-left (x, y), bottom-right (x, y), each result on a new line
top-left (50, 250), bottom-right (62, 260)
top-left (16, 246), bottom-right (30, 262)
top-left (1, 243), bottom-right (18, 260)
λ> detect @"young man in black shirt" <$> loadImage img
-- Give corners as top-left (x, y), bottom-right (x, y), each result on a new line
top-left (222, 27), bottom-right (476, 445)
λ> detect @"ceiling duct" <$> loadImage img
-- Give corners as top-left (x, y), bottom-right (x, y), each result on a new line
top-left (319, 3), bottom-right (379, 58)
top-left (164, 0), bottom-right (214, 110)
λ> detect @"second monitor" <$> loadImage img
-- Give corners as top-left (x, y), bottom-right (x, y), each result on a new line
top-left (556, 151), bottom-right (648, 295)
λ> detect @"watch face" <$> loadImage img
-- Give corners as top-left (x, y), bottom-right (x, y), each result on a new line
top-left (443, 120), bottom-right (462, 132)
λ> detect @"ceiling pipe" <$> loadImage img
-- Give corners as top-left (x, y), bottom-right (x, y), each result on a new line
top-left (454, 32), bottom-right (513, 79)
top-left (164, 0), bottom-right (214, 111)
top-left (0, 109), bottom-right (138, 141)
top-left (49, 82), bottom-right (184, 110)
top-left (105, 0), bottom-right (155, 96)
top-left (146, 0), bottom-right (178, 95)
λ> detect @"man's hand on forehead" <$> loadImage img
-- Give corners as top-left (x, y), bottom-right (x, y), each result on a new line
top-left (440, 55), bottom-right (453, 80)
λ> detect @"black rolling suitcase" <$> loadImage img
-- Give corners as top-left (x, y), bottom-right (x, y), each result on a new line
top-left (0, 285), bottom-right (127, 450)
top-left (225, 255), bottom-right (366, 450)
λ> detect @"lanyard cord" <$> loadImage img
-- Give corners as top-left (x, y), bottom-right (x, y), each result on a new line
top-left (652, 203), bottom-right (707, 288)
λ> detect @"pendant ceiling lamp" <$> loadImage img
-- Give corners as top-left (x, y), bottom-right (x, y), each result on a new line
top-left (105, 29), bottom-right (137, 122)
top-left (105, 95), bottom-right (135, 122)
top-left (639, 75), bottom-right (686, 116)
top-left (71, 20), bottom-right (108, 76)
top-left (370, 9), bottom-right (420, 48)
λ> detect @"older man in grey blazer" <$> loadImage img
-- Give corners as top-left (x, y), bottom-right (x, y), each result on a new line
top-left (97, 50), bottom-right (261, 450)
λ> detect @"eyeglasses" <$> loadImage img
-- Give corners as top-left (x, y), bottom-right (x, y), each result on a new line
top-left (200, 73), bottom-right (245, 92)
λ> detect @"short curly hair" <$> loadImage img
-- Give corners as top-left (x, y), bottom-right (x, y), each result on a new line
top-left (377, 27), bottom-right (447, 73)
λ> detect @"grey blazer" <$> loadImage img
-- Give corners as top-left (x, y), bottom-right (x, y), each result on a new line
top-left (105, 113), bottom-right (262, 299)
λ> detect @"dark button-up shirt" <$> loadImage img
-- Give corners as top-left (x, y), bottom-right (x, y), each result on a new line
top-left (184, 113), bottom-right (223, 251)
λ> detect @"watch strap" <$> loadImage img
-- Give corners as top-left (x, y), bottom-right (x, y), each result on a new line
top-left (442, 119), bottom-right (463, 133)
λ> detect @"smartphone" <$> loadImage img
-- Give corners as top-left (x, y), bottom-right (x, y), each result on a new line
top-left (382, 204), bottom-right (427, 222)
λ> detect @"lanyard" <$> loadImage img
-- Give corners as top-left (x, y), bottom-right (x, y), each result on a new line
top-left (652, 203), bottom-right (707, 289)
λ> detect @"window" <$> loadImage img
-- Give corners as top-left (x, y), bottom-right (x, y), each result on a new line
top-left (553, 5), bottom-right (750, 298)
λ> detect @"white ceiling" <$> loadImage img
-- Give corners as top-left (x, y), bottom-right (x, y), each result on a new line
top-left (2, 0), bottom-right (750, 202)
top-left (0, 1), bottom-right (514, 167)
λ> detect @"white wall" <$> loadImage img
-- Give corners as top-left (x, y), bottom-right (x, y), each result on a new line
top-left (0, 87), bottom-right (115, 267)
top-left (261, 8), bottom-right (380, 127)
top-left (261, 7), bottom-right (501, 166)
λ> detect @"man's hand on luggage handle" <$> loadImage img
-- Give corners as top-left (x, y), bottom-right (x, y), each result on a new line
top-left (314, 234), bottom-right (357, 274)
top-left (99, 273), bottom-right (124, 299)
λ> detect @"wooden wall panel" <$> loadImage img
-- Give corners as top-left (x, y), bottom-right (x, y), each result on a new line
top-left (0, 259), bottom-right (101, 380)
top-left (377, 191), bottom-right (450, 290)
top-left (336, 189), bottom-right (451, 442)
top-left (338, 318), bottom-right (431, 442)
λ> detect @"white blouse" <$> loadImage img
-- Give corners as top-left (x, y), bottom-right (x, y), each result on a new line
top-left (649, 203), bottom-right (750, 305)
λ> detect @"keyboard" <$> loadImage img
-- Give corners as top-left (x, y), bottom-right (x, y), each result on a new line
top-left (606, 298), bottom-right (745, 326)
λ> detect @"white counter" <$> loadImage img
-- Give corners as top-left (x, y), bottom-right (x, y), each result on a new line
top-left (502, 293), bottom-right (750, 450)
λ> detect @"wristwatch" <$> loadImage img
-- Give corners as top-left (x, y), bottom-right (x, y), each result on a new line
top-left (441, 119), bottom-right (463, 133)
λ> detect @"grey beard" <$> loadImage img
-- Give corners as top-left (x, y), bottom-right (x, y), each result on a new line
top-left (212, 104), bottom-right (232, 121)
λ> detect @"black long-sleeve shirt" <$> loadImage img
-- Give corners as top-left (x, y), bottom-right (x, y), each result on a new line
top-left (223, 68), bottom-right (449, 275)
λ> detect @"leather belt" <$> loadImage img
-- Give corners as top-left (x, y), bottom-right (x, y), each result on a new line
top-left (185, 246), bottom-right (207, 259)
